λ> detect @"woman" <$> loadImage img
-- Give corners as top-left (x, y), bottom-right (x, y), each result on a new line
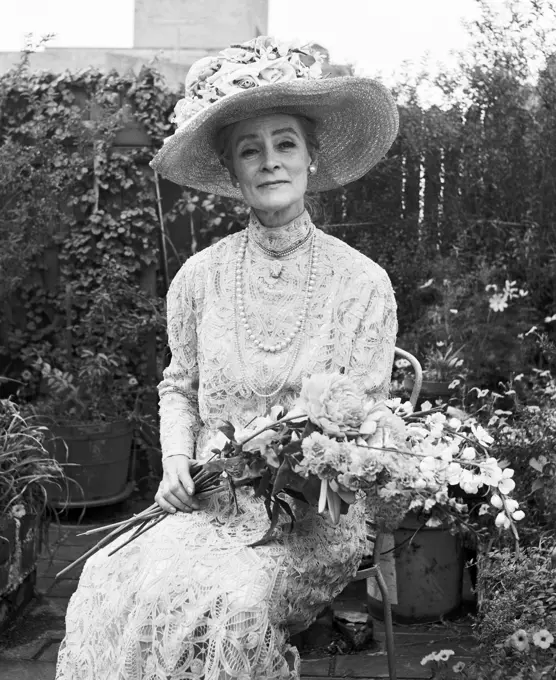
top-left (55, 36), bottom-right (399, 680)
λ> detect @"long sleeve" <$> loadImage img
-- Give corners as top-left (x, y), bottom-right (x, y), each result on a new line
top-left (347, 265), bottom-right (398, 401)
top-left (157, 258), bottom-right (202, 461)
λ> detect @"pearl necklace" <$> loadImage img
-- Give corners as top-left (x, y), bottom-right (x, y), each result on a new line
top-left (250, 225), bottom-right (314, 259)
top-left (233, 229), bottom-right (319, 400)
top-left (235, 229), bottom-right (318, 353)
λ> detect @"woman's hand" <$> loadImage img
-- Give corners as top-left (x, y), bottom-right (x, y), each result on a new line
top-left (155, 455), bottom-right (200, 514)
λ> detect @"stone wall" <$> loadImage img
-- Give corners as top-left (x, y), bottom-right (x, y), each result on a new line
top-left (134, 0), bottom-right (269, 50)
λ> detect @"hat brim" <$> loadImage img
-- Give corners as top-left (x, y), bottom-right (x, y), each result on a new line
top-left (150, 76), bottom-right (399, 198)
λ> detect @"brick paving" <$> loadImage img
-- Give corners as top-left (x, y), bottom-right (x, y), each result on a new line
top-left (0, 521), bottom-right (477, 679)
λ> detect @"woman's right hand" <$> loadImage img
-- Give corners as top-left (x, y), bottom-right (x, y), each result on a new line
top-left (155, 455), bottom-right (200, 514)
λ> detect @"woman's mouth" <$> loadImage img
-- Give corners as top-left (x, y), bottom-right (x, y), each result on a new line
top-left (258, 181), bottom-right (289, 188)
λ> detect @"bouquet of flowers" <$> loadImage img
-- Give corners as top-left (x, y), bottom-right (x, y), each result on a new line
top-left (55, 372), bottom-right (523, 580)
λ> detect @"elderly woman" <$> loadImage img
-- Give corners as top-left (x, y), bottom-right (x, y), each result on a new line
top-left (55, 36), bottom-right (399, 680)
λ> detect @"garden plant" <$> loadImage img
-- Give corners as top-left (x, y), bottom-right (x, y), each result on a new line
top-left (1, 0), bottom-right (556, 676)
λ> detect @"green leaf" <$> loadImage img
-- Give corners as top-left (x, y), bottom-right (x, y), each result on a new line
top-left (248, 499), bottom-right (281, 548)
top-left (272, 457), bottom-right (299, 496)
top-left (531, 478), bottom-right (544, 492)
top-left (276, 497), bottom-right (296, 533)
top-left (218, 421), bottom-right (235, 440)
top-left (254, 468), bottom-right (271, 499)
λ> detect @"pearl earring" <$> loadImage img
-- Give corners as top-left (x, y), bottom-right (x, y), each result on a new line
top-left (308, 164), bottom-right (317, 175)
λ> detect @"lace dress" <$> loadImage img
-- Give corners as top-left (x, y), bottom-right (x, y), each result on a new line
top-left (55, 210), bottom-right (398, 680)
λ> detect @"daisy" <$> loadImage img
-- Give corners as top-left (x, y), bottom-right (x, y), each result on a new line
top-left (452, 661), bottom-right (466, 673)
top-left (532, 630), bottom-right (554, 649)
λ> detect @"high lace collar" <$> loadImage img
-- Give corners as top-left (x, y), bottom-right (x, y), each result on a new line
top-left (247, 209), bottom-right (313, 254)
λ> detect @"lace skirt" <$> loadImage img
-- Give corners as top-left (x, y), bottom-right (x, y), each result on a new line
top-left (54, 487), bottom-right (367, 680)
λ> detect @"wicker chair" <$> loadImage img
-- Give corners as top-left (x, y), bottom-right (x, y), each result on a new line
top-left (350, 347), bottom-right (423, 680)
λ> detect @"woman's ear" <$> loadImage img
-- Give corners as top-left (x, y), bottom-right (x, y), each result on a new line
top-left (310, 152), bottom-right (319, 170)
top-left (229, 170), bottom-right (239, 189)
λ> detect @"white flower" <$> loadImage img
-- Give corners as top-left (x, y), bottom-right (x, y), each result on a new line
top-left (471, 423), bottom-right (494, 446)
top-left (512, 510), bottom-right (525, 521)
top-left (495, 512), bottom-right (511, 529)
top-left (480, 457), bottom-right (503, 486)
top-left (235, 416), bottom-right (279, 455)
top-left (436, 649), bottom-right (455, 661)
top-left (489, 293), bottom-right (508, 312)
top-left (395, 358), bottom-right (410, 369)
top-left (420, 651), bottom-right (439, 665)
top-left (443, 462), bottom-right (461, 485)
top-left (10, 503), bottom-right (26, 519)
top-left (478, 503), bottom-right (490, 515)
top-left (460, 446), bottom-right (476, 461)
top-left (426, 516), bottom-right (444, 528)
top-left (510, 629), bottom-right (529, 652)
top-left (532, 630), bottom-right (554, 649)
top-left (505, 498), bottom-right (519, 514)
top-left (452, 661), bottom-right (466, 673)
top-left (498, 474), bottom-right (516, 495)
top-left (459, 469), bottom-right (483, 494)
top-left (490, 494), bottom-right (503, 509)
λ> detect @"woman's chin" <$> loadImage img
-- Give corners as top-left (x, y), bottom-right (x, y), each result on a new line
top-left (252, 194), bottom-right (301, 214)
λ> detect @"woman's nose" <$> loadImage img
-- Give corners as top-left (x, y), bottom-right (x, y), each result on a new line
top-left (261, 147), bottom-right (281, 171)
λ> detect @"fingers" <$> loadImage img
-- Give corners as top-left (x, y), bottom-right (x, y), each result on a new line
top-left (155, 476), bottom-right (199, 514)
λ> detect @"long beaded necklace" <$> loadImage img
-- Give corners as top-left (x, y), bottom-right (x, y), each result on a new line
top-left (234, 228), bottom-right (319, 400)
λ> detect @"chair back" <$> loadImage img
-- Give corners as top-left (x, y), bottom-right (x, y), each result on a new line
top-left (394, 347), bottom-right (422, 408)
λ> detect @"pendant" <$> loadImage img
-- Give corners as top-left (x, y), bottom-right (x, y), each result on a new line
top-left (269, 261), bottom-right (283, 278)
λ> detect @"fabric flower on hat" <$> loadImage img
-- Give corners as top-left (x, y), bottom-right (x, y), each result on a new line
top-left (259, 58), bottom-right (298, 84)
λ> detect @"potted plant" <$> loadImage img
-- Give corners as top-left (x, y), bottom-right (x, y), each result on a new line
top-left (365, 398), bottom-right (522, 624)
top-left (0, 396), bottom-right (66, 631)
top-left (404, 343), bottom-right (466, 400)
top-left (24, 348), bottom-right (150, 508)
top-left (14, 267), bottom-right (164, 508)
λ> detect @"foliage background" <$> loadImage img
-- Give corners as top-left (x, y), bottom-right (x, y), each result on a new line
top-left (1, 0), bottom-right (556, 463)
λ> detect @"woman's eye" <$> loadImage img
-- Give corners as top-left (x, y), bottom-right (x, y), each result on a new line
top-left (278, 140), bottom-right (296, 150)
top-left (240, 148), bottom-right (257, 158)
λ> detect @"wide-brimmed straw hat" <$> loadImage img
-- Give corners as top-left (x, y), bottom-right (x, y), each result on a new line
top-left (150, 36), bottom-right (399, 198)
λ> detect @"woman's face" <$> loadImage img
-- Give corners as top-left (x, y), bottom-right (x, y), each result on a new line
top-left (229, 113), bottom-right (314, 224)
